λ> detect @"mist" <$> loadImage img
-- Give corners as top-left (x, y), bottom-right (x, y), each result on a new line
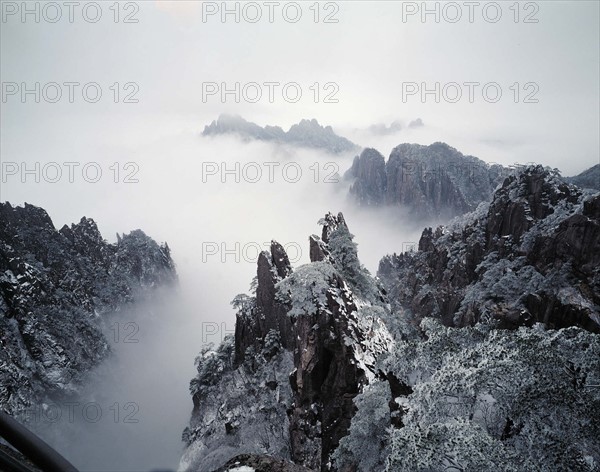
top-left (5, 116), bottom-right (431, 471)
top-left (2, 109), bottom-right (594, 470)
top-left (2, 1), bottom-right (598, 469)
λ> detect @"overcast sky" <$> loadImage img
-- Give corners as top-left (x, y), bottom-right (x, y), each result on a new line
top-left (1, 3), bottom-right (598, 469)
top-left (1, 0), bottom-right (599, 310)
top-left (1, 0), bottom-right (599, 323)
top-left (1, 0), bottom-right (599, 171)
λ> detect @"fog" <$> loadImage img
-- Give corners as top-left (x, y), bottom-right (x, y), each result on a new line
top-left (1, 1), bottom-right (598, 470)
top-left (0, 109), bottom-right (595, 470)
top-left (4, 116), bottom-right (430, 471)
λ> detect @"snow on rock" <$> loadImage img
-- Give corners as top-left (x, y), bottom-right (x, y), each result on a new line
top-left (182, 214), bottom-right (394, 472)
top-left (0, 202), bottom-right (177, 417)
top-left (378, 165), bottom-right (600, 333)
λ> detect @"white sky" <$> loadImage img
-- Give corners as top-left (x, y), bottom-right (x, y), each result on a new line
top-left (0, 2), bottom-right (599, 470)
top-left (1, 1), bottom-right (598, 172)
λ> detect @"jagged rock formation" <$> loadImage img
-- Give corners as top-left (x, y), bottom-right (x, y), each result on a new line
top-left (203, 114), bottom-right (359, 154)
top-left (345, 142), bottom-right (508, 219)
top-left (183, 166), bottom-right (599, 472)
top-left (378, 166), bottom-right (600, 333)
top-left (182, 213), bottom-right (393, 472)
top-left (565, 163), bottom-right (600, 191)
top-left (0, 202), bottom-right (176, 416)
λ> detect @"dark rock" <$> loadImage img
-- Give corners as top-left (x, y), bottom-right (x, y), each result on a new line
top-left (378, 166), bottom-right (600, 333)
top-left (234, 242), bottom-right (295, 364)
top-left (0, 202), bottom-right (177, 416)
top-left (347, 142), bottom-right (508, 220)
top-left (309, 235), bottom-right (329, 263)
top-left (384, 371), bottom-right (412, 429)
top-left (186, 213), bottom-right (392, 472)
top-left (320, 212), bottom-right (348, 244)
top-left (288, 271), bottom-right (363, 470)
top-left (345, 148), bottom-right (386, 205)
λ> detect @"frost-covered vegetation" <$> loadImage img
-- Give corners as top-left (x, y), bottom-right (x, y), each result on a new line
top-left (183, 334), bottom-right (295, 472)
top-left (337, 319), bottom-right (600, 471)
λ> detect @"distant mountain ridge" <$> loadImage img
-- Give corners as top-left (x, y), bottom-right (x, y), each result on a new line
top-left (202, 114), bottom-right (359, 154)
top-left (565, 163), bottom-right (600, 190)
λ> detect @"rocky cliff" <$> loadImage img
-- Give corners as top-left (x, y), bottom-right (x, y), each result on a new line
top-left (203, 115), bottom-right (359, 154)
top-left (181, 213), bottom-right (393, 472)
top-left (0, 202), bottom-right (177, 416)
top-left (345, 142), bottom-right (508, 219)
top-left (378, 165), bottom-right (600, 333)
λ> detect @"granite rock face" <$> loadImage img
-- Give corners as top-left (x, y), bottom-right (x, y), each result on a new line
top-left (0, 202), bottom-right (177, 416)
top-left (203, 114), bottom-right (359, 154)
top-left (346, 142), bottom-right (507, 220)
top-left (182, 214), bottom-right (392, 472)
top-left (378, 166), bottom-right (600, 333)
top-left (233, 241), bottom-right (296, 364)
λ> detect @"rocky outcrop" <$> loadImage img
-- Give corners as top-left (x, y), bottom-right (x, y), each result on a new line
top-left (183, 213), bottom-right (392, 472)
top-left (378, 166), bottom-right (600, 333)
top-left (287, 267), bottom-right (360, 470)
top-left (203, 115), bottom-right (359, 154)
top-left (346, 142), bottom-right (508, 220)
top-left (234, 241), bottom-right (295, 364)
top-left (0, 202), bottom-right (177, 416)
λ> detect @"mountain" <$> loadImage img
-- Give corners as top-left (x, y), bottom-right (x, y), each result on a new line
top-left (345, 142), bottom-right (507, 220)
top-left (202, 115), bottom-right (359, 154)
top-left (181, 213), bottom-right (393, 472)
top-left (565, 163), bottom-right (600, 191)
top-left (378, 165), bottom-right (600, 333)
top-left (0, 202), bottom-right (176, 417)
top-left (182, 166), bottom-right (600, 472)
